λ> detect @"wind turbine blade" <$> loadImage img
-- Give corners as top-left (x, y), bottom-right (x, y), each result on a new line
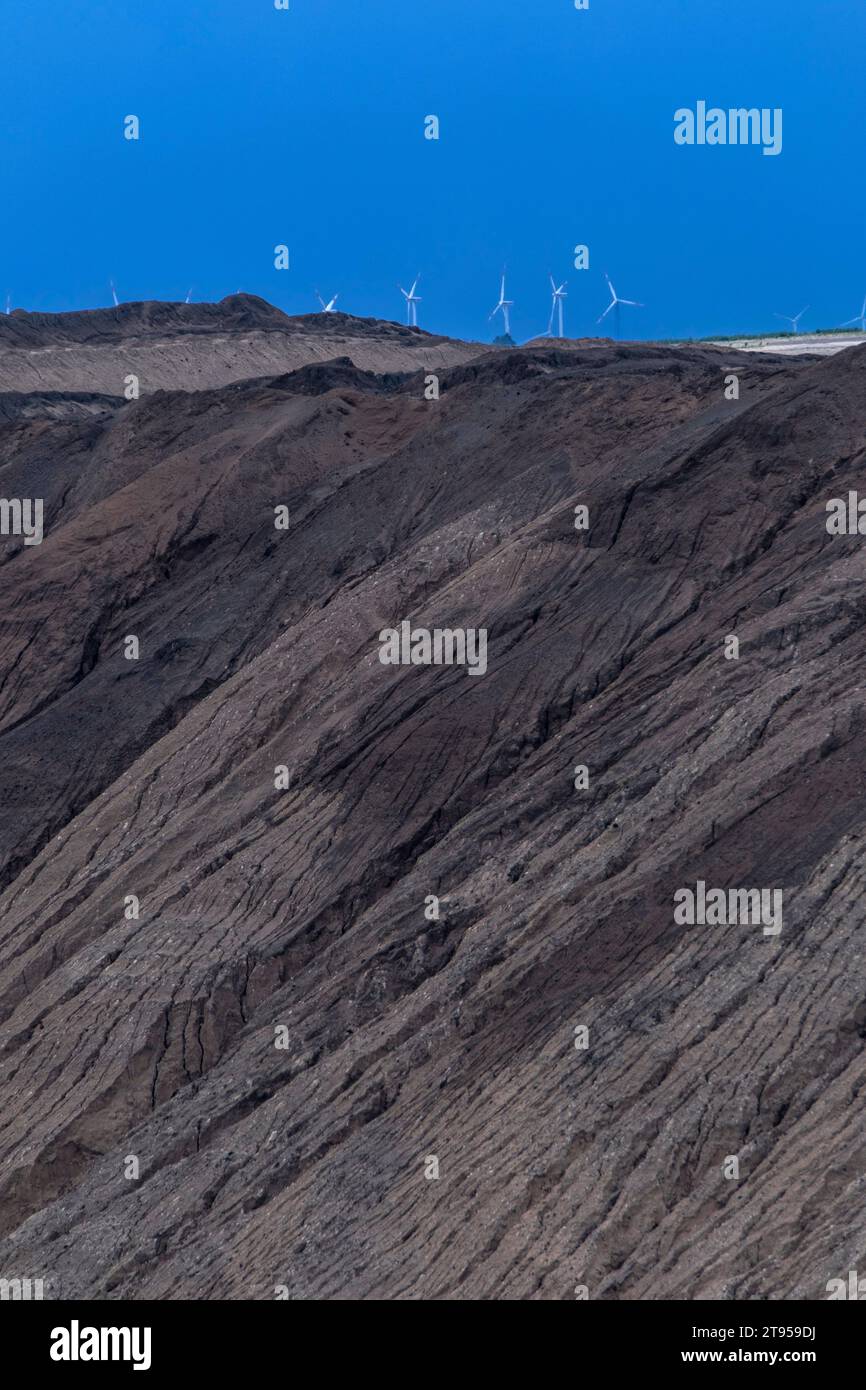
top-left (597, 302), bottom-right (615, 323)
top-left (618, 299), bottom-right (644, 307)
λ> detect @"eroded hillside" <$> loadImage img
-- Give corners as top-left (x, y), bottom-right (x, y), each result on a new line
top-left (0, 307), bottom-right (863, 1300)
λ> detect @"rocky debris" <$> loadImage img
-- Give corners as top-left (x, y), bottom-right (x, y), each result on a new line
top-left (0, 306), bottom-right (864, 1300)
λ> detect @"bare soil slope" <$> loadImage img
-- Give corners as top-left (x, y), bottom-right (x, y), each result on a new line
top-left (0, 313), bottom-right (863, 1301)
top-left (0, 295), bottom-right (487, 396)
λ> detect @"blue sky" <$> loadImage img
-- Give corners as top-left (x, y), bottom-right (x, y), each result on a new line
top-left (1, 0), bottom-right (863, 342)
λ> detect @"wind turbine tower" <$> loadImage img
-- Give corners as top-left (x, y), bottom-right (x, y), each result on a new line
top-left (490, 271), bottom-right (514, 337)
top-left (597, 272), bottom-right (644, 336)
top-left (774, 306), bottom-right (809, 334)
top-left (399, 275), bottom-right (421, 327)
top-left (548, 275), bottom-right (567, 338)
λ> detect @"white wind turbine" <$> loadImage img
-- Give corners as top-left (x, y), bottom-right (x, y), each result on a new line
top-left (185, 287), bottom-right (194, 304)
top-left (597, 271), bottom-right (643, 328)
top-left (316, 290), bottom-right (339, 312)
top-left (548, 274), bottom-right (567, 337)
top-left (4, 294), bottom-right (10, 316)
top-left (110, 280), bottom-right (119, 307)
top-left (399, 274), bottom-right (421, 326)
top-left (774, 305), bottom-right (809, 333)
top-left (842, 294), bottom-right (866, 332)
top-left (489, 271), bottom-right (514, 337)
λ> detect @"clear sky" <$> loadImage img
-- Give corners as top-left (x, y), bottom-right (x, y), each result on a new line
top-left (1, 0), bottom-right (863, 342)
